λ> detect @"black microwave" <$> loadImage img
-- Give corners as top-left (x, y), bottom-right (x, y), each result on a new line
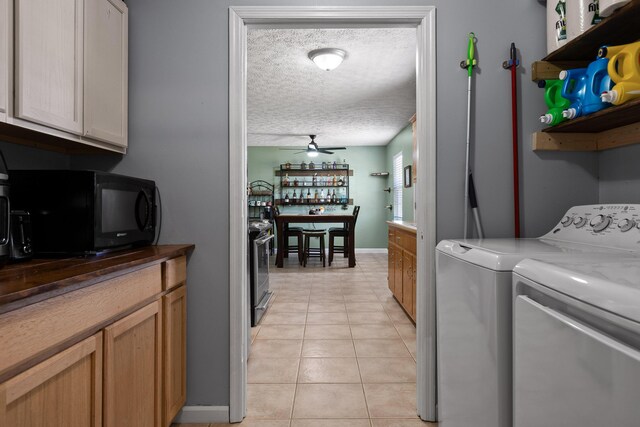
top-left (10, 170), bottom-right (156, 256)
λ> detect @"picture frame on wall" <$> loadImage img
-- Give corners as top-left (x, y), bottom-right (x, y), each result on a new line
top-left (404, 165), bottom-right (412, 188)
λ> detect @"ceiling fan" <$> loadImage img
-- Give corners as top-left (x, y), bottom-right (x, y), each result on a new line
top-left (279, 135), bottom-right (346, 156)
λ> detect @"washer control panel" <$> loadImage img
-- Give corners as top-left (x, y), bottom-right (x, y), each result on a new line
top-left (543, 205), bottom-right (640, 251)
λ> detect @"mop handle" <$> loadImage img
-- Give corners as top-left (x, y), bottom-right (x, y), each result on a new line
top-left (467, 33), bottom-right (476, 76)
top-left (461, 32), bottom-right (477, 239)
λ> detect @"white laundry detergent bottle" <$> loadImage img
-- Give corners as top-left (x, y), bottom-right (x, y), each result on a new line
top-left (547, 0), bottom-right (568, 53)
top-left (566, 0), bottom-right (601, 41)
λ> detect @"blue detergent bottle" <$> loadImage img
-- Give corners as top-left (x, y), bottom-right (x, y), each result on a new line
top-left (561, 56), bottom-right (613, 119)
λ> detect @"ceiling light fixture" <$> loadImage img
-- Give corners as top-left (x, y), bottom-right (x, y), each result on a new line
top-left (308, 48), bottom-right (346, 71)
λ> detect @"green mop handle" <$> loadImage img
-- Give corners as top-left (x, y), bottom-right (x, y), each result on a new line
top-left (466, 32), bottom-right (476, 77)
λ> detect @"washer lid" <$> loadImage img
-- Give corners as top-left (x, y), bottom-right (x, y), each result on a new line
top-left (436, 238), bottom-right (627, 271)
top-left (515, 257), bottom-right (640, 323)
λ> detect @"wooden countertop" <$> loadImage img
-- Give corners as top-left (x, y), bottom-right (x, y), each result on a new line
top-left (387, 220), bottom-right (417, 233)
top-left (0, 244), bottom-right (195, 314)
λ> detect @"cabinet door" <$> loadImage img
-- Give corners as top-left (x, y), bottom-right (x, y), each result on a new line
top-left (0, 332), bottom-right (102, 427)
top-left (0, 0), bottom-right (8, 121)
top-left (388, 245), bottom-right (395, 294)
top-left (104, 301), bottom-right (161, 427)
top-left (403, 252), bottom-right (415, 319)
top-left (394, 247), bottom-right (403, 302)
top-left (163, 285), bottom-right (186, 426)
top-left (14, 0), bottom-right (83, 134)
top-left (84, 0), bottom-right (128, 146)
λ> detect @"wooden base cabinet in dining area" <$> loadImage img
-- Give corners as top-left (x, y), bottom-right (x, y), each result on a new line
top-left (387, 222), bottom-right (417, 322)
top-left (0, 245), bottom-right (192, 427)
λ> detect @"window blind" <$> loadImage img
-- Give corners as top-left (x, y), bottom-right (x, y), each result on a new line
top-left (393, 152), bottom-right (403, 220)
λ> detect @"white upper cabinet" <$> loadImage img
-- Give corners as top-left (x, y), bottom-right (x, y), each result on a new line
top-left (84, 0), bottom-right (128, 147)
top-left (0, 0), bottom-right (9, 122)
top-left (14, 0), bottom-right (84, 135)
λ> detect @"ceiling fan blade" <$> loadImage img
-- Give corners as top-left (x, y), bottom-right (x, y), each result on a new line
top-left (278, 147), bottom-right (307, 150)
top-left (322, 147), bottom-right (347, 150)
top-left (318, 149), bottom-right (334, 155)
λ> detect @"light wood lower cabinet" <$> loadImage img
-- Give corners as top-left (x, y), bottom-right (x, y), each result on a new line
top-left (0, 332), bottom-right (103, 427)
top-left (388, 224), bottom-right (417, 322)
top-left (104, 300), bottom-right (162, 427)
top-left (0, 254), bottom-right (189, 427)
top-left (163, 285), bottom-right (187, 426)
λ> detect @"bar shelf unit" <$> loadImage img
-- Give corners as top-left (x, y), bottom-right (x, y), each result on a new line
top-left (275, 164), bottom-right (353, 206)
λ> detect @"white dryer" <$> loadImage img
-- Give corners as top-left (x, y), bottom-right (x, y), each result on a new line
top-left (513, 257), bottom-right (640, 427)
top-left (435, 204), bottom-right (640, 427)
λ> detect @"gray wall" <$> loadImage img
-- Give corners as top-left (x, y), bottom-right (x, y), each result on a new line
top-left (599, 144), bottom-right (640, 203)
top-left (55, 0), bottom-right (601, 407)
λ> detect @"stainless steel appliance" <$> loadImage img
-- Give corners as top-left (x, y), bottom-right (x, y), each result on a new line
top-left (248, 220), bottom-right (274, 326)
top-left (9, 210), bottom-right (33, 262)
top-left (10, 170), bottom-right (156, 256)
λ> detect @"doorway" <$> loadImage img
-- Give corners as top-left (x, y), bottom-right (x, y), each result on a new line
top-left (229, 6), bottom-right (437, 423)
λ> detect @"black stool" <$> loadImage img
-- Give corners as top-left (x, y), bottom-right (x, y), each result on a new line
top-left (284, 228), bottom-right (304, 265)
top-left (329, 205), bottom-right (360, 266)
top-left (303, 229), bottom-right (326, 267)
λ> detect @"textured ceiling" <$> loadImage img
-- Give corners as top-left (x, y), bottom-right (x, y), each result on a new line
top-left (247, 28), bottom-right (416, 147)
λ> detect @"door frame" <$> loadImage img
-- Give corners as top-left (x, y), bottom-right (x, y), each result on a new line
top-left (229, 6), bottom-right (437, 423)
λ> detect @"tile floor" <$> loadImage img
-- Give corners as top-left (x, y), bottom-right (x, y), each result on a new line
top-left (174, 253), bottom-right (434, 427)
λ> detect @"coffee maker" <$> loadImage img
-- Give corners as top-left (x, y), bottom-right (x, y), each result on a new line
top-left (0, 151), bottom-right (9, 266)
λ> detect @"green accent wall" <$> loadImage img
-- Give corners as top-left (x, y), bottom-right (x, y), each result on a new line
top-left (385, 123), bottom-right (414, 222)
top-left (248, 146), bottom-right (388, 248)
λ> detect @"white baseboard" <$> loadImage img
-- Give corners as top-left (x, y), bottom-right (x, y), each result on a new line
top-left (356, 248), bottom-right (388, 254)
top-left (173, 406), bottom-right (229, 424)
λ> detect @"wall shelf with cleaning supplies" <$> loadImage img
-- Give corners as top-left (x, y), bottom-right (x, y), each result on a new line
top-left (530, 0), bottom-right (640, 152)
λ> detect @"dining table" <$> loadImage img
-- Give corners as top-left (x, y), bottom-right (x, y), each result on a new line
top-left (274, 213), bottom-right (356, 268)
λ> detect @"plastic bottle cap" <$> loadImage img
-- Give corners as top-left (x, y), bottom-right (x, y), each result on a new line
top-left (540, 114), bottom-right (553, 124)
top-left (562, 108), bottom-right (576, 119)
top-left (559, 70), bottom-right (568, 81)
top-left (601, 90), bottom-right (617, 103)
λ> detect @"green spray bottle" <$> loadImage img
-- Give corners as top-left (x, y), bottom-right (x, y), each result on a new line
top-left (538, 79), bottom-right (571, 126)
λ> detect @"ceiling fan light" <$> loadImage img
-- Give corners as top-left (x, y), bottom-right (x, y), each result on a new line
top-left (308, 48), bottom-right (346, 71)
top-left (307, 151), bottom-right (319, 158)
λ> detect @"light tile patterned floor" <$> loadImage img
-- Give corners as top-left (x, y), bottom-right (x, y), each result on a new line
top-left (174, 253), bottom-right (434, 427)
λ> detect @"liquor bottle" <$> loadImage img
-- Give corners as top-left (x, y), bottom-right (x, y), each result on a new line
top-left (284, 173), bottom-right (289, 186)
top-left (306, 188), bottom-right (311, 200)
top-left (338, 176), bottom-right (344, 186)
top-left (332, 160), bottom-right (337, 169)
top-left (314, 189), bottom-right (319, 200)
top-left (331, 189), bottom-right (336, 203)
top-left (299, 191), bottom-right (304, 204)
top-left (312, 173), bottom-right (318, 186)
top-left (332, 175), bottom-right (337, 186)
top-left (293, 177), bottom-right (299, 187)
top-left (284, 192), bottom-right (290, 204)
top-left (320, 189), bottom-right (325, 202)
top-left (292, 190), bottom-right (297, 200)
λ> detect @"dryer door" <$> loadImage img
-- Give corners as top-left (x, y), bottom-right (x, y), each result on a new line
top-left (514, 295), bottom-right (640, 427)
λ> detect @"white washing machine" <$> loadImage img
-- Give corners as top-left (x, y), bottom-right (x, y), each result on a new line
top-left (435, 204), bottom-right (640, 427)
top-left (513, 257), bottom-right (640, 427)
